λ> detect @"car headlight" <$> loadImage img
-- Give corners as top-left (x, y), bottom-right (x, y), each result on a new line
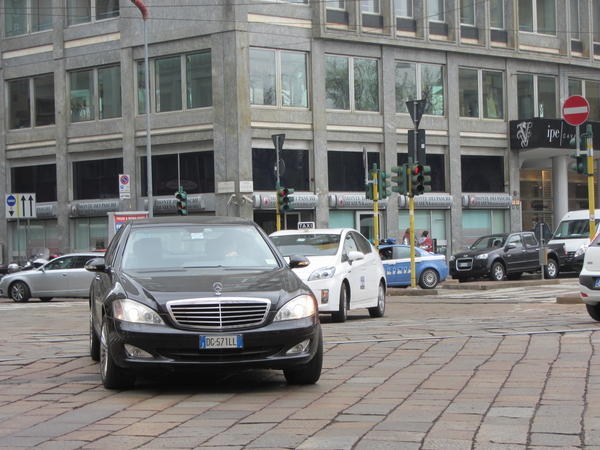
top-left (308, 266), bottom-right (336, 281)
top-left (575, 243), bottom-right (589, 258)
top-left (113, 299), bottom-right (165, 325)
top-left (476, 253), bottom-right (489, 260)
top-left (274, 295), bottom-right (317, 322)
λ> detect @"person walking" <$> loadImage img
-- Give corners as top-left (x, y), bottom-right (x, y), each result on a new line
top-left (402, 228), bottom-right (411, 245)
top-left (417, 230), bottom-right (433, 252)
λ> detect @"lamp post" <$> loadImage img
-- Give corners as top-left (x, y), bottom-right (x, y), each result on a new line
top-left (131, 0), bottom-right (153, 217)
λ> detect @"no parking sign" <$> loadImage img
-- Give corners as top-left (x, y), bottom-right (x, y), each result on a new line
top-left (119, 174), bottom-right (131, 200)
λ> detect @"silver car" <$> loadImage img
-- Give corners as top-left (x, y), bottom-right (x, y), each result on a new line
top-left (0, 252), bottom-right (103, 302)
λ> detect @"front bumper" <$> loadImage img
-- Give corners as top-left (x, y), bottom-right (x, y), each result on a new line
top-left (105, 315), bottom-right (321, 373)
top-left (449, 259), bottom-right (488, 279)
top-left (304, 278), bottom-right (342, 313)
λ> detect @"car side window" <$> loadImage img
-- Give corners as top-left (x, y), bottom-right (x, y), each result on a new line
top-left (74, 256), bottom-right (92, 268)
top-left (342, 234), bottom-right (359, 262)
top-left (523, 233), bottom-right (538, 247)
top-left (394, 247), bottom-right (411, 259)
top-left (45, 257), bottom-right (75, 270)
top-left (507, 235), bottom-right (523, 249)
top-left (352, 232), bottom-right (372, 254)
top-left (379, 248), bottom-right (393, 260)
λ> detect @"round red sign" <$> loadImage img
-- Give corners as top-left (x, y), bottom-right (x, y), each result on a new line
top-left (563, 95), bottom-right (590, 126)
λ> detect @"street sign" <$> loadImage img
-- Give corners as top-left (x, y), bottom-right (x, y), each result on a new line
top-left (563, 95), bottom-right (590, 126)
top-left (119, 174), bottom-right (131, 200)
top-left (5, 193), bottom-right (36, 219)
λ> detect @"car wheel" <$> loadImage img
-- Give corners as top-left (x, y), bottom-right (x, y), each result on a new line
top-left (39, 297), bottom-right (53, 302)
top-left (100, 316), bottom-right (136, 390)
top-left (586, 304), bottom-right (600, 321)
top-left (283, 328), bottom-right (323, 385)
top-left (368, 282), bottom-right (386, 318)
top-left (544, 259), bottom-right (558, 279)
top-left (10, 281), bottom-right (30, 303)
top-left (331, 283), bottom-right (348, 323)
top-left (419, 268), bottom-right (439, 289)
top-left (90, 311), bottom-right (100, 362)
top-left (488, 262), bottom-right (505, 281)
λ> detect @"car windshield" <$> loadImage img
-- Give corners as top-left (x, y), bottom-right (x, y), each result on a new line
top-left (552, 219), bottom-right (600, 239)
top-left (270, 234), bottom-right (341, 257)
top-left (122, 224), bottom-right (280, 270)
top-left (470, 235), bottom-right (506, 250)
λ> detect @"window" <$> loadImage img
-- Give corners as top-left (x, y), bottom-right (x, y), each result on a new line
top-left (5, 0), bottom-right (52, 37)
top-left (429, 0), bottom-right (444, 21)
top-left (328, 151), bottom-right (380, 191)
top-left (11, 164), bottom-right (57, 202)
top-left (458, 69), bottom-right (503, 119)
top-left (70, 66), bottom-right (121, 123)
top-left (517, 74), bottom-right (557, 119)
top-left (73, 158), bottom-right (123, 200)
top-left (595, 2), bottom-right (600, 43)
top-left (67, 0), bottom-right (119, 26)
top-left (460, 0), bottom-right (475, 25)
top-left (461, 155), bottom-right (505, 193)
top-left (252, 148), bottom-right (309, 191)
top-left (395, 62), bottom-right (444, 115)
top-left (327, 0), bottom-right (344, 8)
top-left (490, 0), bottom-right (504, 28)
top-left (570, 0), bottom-right (579, 40)
top-left (362, 0), bottom-right (379, 14)
top-left (265, 0), bottom-right (307, 3)
top-left (519, 0), bottom-right (556, 35)
top-left (326, 55), bottom-right (379, 112)
top-left (569, 79), bottom-right (600, 122)
top-left (8, 74), bottom-right (55, 129)
top-left (138, 51), bottom-right (212, 115)
top-left (249, 49), bottom-right (308, 108)
top-left (141, 152), bottom-right (214, 196)
top-left (396, 0), bottom-right (412, 17)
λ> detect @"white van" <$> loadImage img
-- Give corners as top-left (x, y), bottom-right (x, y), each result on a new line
top-left (548, 209), bottom-right (600, 273)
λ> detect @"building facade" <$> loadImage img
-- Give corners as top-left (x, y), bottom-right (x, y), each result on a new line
top-left (1, 0), bottom-right (600, 262)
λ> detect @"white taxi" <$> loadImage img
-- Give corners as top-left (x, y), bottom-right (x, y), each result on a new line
top-left (270, 227), bottom-right (386, 322)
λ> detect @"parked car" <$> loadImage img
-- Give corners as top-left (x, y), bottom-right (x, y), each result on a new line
top-left (0, 252), bottom-right (103, 302)
top-left (269, 228), bottom-right (386, 323)
top-left (449, 232), bottom-right (566, 282)
top-left (578, 231), bottom-right (600, 320)
top-left (86, 216), bottom-right (322, 390)
top-left (549, 209), bottom-right (600, 273)
top-left (378, 244), bottom-right (448, 289)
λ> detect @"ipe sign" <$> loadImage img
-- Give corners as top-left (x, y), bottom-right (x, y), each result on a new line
top-left (562, 95), bottom-right (590, 126)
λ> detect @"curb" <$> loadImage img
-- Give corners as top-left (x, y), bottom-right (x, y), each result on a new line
top-left (556, 294), bottom-right (582, 304)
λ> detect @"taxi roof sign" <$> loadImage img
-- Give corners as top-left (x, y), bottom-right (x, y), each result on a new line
top-left (298, 222), bottom-right (315, 229)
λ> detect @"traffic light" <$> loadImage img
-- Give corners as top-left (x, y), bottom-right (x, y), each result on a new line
top-left (391, 165), bottom-right (408, 195)
top-left (378, 170), bottom-right (392, 199)
top-left (279, 187), bottom-right (295, 212)
top-left (365, 170), bottom-right (374, 200)
top-left (570, 135), bottom-right (588, 174)
top-left (411, 164), bottom-right (431, 196)
top-left (175, 188), bottom-right (188, 216)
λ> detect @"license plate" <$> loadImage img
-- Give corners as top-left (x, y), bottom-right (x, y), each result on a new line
top-left (458, 262), bottom-right (469, 268)
top-left (595, 278), bottom-right (600, 288)
top-left (200, 335), bottom-right (243, 349)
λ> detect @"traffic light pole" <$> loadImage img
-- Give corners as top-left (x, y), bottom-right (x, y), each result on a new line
top-left (373, 167), bottom-right (379, 248)
top-left (407, 161), bottom-right (416, 288)
top-left (587, 126), bottom-right (596, 240)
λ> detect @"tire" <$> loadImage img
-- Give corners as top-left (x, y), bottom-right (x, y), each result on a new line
top-left (457, 277), bottom-right (468, 283)
top-left (39, 297), bottom-right (53, 302)
top-left (90, 311), bottom-right (100, 362)
top-left (419, 268), bottom-right (439, 289)
top-left (331, 283), bottom-right (348, 323)
top-left (100, 316), bottom-right (136, 390)
top-left (507, 273), bottom-right (522, 281)
top-left (586, 303), bottom-right (600, 321)
top-left (488, 262), bottom-right (505, 281)
top-left (10, 281), bottom-right (30, 303)
top-left (544, 258), bottom-right (558, 279)
top-left (368, 282), bottom-right (386, 318)
top-left (283, 328), bottom-right (323, 385)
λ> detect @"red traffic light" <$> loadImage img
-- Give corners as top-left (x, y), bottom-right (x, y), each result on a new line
top-left (413, 165), bottom-right (422, 175)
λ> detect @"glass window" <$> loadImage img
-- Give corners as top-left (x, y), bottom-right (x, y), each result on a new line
top-left (483, 71), bottom-right (503, 119)
top-left (156, 56), bottom-right (182, 113)
top-left (70, 70), bottom-right (95, 122)
top-left (325, 55), bottom-right (350, 110)
top-left (585, 81), bottom-right (600, 122)
top-left (5, 0), bottom-right (51, 37)
top-left (517, 74), bottom-right (534, 118)
top-left (537, 75), bottom-right (557, 118)
top-left (187, 52), bottom-right (212, 109)
top-left (73, 158), bottom-right (123, 200)
top-left (460, 0), bottom-right (475, 25)
top-left (326, 55), bottom-right (379, 112)
top-left (96, 0), bottom-right (119, 20)
top-left (517, 74), bottom-right (556, 119)
top-left (594, 2), bottom-right (600, 42)
top-left (67, 0), bottom-right (118, 26)
top-left (138, 61), bottom-right (151, 115)
top-left (354, 58), bottom-right (379, 112)
top-left (461, 155), bottom-right (505, 192)
top-left (361, 0), bottom-right (379, 14)
top-left (429, 0), bottom-right (444, 21)
top-left (11, 164), bottom-right (57, 202)
top-left (328, 151), bottom-right (380, 191)
top-left (459, 68), bottom-right (479, 117)
top-left (519, 0), bottom-right (556, 35)
top-left (459, 69), bottom-right (503, 119)
top-left (569, 79), bottom-right (582, 96)
top-left (396, 62), bottom-right (445, 115)
top-left (74, 217), bottom-right (109, 251)
top-left (396, 0), bottom-right (412, 16)
top-left (250, 49), bottom-right (307, 108)
top-left (395, 62), bottom-right (417, 113)
top-left (490, 0), bottom-right (504, 28)
top-left (327, 0), bottom-right (344, 8)
top-left (570, 0), bottom-right (579, 40)
top-left (252, 148), bottom-right (310, 191)
top-left (98, 66), bottom-right (121, 120)
top-left (141, 151), bottom-right (215, 196)
top-left (8, 75), bottom-right (55, 130)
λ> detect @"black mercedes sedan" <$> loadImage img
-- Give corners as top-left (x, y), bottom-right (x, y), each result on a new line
top-left (85, 216), bottom-right (322, 390)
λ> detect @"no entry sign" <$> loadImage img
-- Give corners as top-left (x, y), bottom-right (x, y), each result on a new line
top-left (563, 95), bottom-right (590, 126)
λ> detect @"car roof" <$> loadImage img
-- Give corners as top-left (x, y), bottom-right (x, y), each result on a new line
top-left (270, 228), bottom-right (350, 236)
top-left (128, 216), bottom-right (255, 227)
top-left (58, 252), bottom-right (105, 257)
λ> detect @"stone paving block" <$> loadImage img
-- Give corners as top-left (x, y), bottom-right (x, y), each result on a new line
top-left (529, 432), bottom-right (581, 447)
top-left (476, 423), bottom-right (529, 444)
top-left (29, 440), bottom-right (89, 450)
top-left (113, 421), bottom-right (178, 437)
top-left (81, 435), bottom-right (153, 449)
top-left (422, 438), bottom-right (473, 450)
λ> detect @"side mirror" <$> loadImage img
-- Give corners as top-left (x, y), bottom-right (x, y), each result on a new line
top-left (506, 243), bottom-right (516, 250)
top-left (85, 257), bottom-right (106, 272)
top-left (348, 251), bottom-right (365, 263)
top-left (289, 254), bottom-right (310, 269)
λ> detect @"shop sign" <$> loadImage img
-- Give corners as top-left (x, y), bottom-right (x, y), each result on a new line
top-left (509, 118), bottom-right (600, 150)
top-left (260, 194), bottom-right (318, 209)
top-left (155, 196), bottom-right (206, 213)
top-left (71, 201), bottom-right (121, 217)
top-left (398, 194), bottom-right (452, 209)
top-left (329, 194), bottom-right (389, 209)
top-left (462, 194), bottom-right (511, 209)
top-left (37, 204), bottom-right (57, 218)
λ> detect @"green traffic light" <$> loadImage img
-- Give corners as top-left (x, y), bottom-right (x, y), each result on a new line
top-left (175, 188), bottom-right (188, 216)
top-left (391, 165), bottom-right (408, 196)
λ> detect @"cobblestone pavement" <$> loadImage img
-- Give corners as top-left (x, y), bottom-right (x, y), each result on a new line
top-left (1, 278), bottom-right (600, 449)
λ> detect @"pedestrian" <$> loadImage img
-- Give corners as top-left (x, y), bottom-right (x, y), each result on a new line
top-left (417, 230), bottom-right (433, 252)
top-left (402, 228), bottom-right (411, 245)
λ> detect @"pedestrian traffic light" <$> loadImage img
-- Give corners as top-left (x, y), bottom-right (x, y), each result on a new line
top-left (175, 188), bottom-right (188, 216)
top-left (280, 187), bottom-right (295, 212)
top-left (378, 170), bottom-right (392, 199)
top-left (365, 170), bottom-right (374, 200)
top-left (391, 165), bottom-right (408, 195)
top-left (570, 135), bottom-right (588, 174)
top-left (411, 164), bottom-right (431, 195)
